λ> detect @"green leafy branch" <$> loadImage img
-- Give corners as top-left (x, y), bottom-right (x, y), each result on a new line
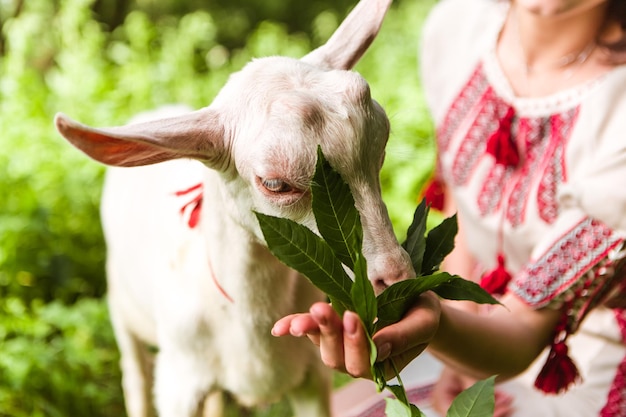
top-left (256, 148), bottom-right (499, 417)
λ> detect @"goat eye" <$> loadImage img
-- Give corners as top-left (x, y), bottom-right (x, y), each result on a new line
top-left (261, 178), bottom-right (293, 193)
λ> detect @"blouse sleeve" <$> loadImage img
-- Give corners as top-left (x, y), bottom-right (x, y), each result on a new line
top-left (509, 78), bottom-right (626, 332)
top-left (419, 0), bottom-right (503, 124)
top-left (508, 215), bottom-right (626, 393)
top-left (509, 215), bottom-right (625, 331)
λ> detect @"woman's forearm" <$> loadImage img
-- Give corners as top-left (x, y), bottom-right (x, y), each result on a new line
top-left (429, 295), bottom-right (561, 380)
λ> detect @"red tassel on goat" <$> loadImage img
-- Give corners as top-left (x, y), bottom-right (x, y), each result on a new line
top-left (175, 183), bottom-right (204, 229)
top-left (534, 317), bottom-right (581, 394)
top-left (422, 177), bottom-right (445, 211)
top-left (486, 106), bottom-right (519, 167)
top-left (480, 253), bottom-right (512, 295)
top-left (183, 195), bottom-right (203, 229)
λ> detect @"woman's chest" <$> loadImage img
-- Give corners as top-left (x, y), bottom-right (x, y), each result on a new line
top-left (437, 65), bottom-right (583, 267)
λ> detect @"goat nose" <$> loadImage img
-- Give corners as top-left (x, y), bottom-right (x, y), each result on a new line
top-left (369, 253), bottom-right (415, 295)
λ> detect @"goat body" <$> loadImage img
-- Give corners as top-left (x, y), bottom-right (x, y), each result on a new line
top-left (103, 155), bottom-right (329, 417)
top-left (55, 1), bottom-right (414, 416)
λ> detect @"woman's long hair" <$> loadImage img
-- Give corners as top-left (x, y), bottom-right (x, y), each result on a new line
top-left (601, 0), bottom-right (626, 62)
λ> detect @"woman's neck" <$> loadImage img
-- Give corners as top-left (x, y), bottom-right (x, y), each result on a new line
top-left (497, 2), bottom-right (614, 97)
top-left (515, 3), bottom-right (606, 72)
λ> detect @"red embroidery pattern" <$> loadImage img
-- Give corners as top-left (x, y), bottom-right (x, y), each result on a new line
top-left (505, 117), bottom-right (547, 225)
top-left (537, 110), bottom-right (577, 223)
top-left (437, 64), bottom-right (490, 152)
top-left (451, 89), bottom-right (505, 185)
top-left (600, 310), bottom-right (626, 417)
top-left (477, 163), bottom-right (509, 214)
top-left (510, 218), bottom-right (622, 307)
top-left (438, 63), bottom-right (580, 226)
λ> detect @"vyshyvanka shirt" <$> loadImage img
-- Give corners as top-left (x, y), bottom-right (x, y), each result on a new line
top-left (420, 0), bottom-right (626, 414)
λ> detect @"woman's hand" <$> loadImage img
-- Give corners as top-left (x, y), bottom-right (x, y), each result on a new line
top-left (431, 367), bottom-right (514, 417)
top-left (431, 367), bottom-right (470, 416)
top-left (272, 291), bottom-right (441, 379)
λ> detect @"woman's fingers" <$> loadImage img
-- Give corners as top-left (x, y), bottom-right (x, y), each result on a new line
top-left (309, 305), bottom-right (375, 378)
top-left (342, 311), bottom-right (374, 378)
top-left (272, 313), bottom-right (317, 337)
top-left (271, 314), bottom-right (296, 336)
top-left (274, 303), bottom-right (374, 377)
top-left (273, 293), bottom-right (441, 381)
top-left (493, 390), bottom-right (515, 417)
top-left (430, 367), bottom-right (466, 416)
top-left (310, 303), bottom-right (347, 370)
top-left (271, 302), bottom-right (345, 349)
top-left (272, 311), bottom-right (323, 348)
top-left (373, 292), bottom-right (440, 360)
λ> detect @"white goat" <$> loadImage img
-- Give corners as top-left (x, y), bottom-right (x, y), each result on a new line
top-left (54, 0), bottom-right (414, 416)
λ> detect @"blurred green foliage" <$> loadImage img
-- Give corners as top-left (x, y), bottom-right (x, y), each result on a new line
top-left (0, 0), bottom-right (436, 414)
top-left (0, 297), bottom-right (124, 417)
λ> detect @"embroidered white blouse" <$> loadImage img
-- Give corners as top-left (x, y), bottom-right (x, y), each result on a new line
top-left (419, 0), bottom-right (626, 414)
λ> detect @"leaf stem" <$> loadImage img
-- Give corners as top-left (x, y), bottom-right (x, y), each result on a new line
top-left (390, 358), bottom-right (403, 387)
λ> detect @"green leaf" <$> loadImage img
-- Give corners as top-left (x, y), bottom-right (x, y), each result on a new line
top-left (351, 252), bottom-right (377, 334)
top-left (375, 273), bottom-right (458, 329)
top-left (255, 212), bottom-right (353, 309)
top-left (368, 336), bottom-right (387, 391)
top-left (257, 148), bottom-right (493, 417)
top-left (447, 376), bottom-right (496, 417)
top-left (372, 367), bottom-right (387, 393)
top-left (387, 384), bottom-right (409, 405)
top-left (433, 279), bottom-right (501, 306)
top-left (312, 147), bottom-right (363, 270)
top-left (328, 296), bottom-right (350, 316)
top-left (401, 199), bottom-right (429, 275)
top-left (385, 397), bottom-right (423, 417)
top-left (421, 214), bottom-right (458, 275)
top-left (385, 397), bottom-right (413, 417)
top-left (410, 403), bottom-right (425, 417)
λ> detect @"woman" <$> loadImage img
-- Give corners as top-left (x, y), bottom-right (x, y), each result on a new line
top-left (272, 0), bottom-right (626, 415)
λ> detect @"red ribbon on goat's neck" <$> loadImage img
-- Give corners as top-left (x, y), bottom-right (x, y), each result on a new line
top-left (175, 183), bottom-right (203, 229)
top-left (175, 183), bottom-right (234, 304)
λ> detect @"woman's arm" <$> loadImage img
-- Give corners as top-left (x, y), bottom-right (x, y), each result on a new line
top-left (273, 290), bottom-right (560, 381)
top-left (429, 190), bottom-right (559, 379)
top-left (432, 294), bottom-right (559, 379)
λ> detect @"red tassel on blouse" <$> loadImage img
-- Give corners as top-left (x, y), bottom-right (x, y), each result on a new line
top-left (534, 318), bottom-right (581, 394)
top-left (422, 177), bottom-right (445, 211)
top-left (486, 106), bottom-right (519, 167)
top-left (480, 253), bottom-right (512, 295)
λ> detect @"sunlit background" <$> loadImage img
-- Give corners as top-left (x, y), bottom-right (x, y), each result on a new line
top-left (0, 0), bottom-right (435, 415)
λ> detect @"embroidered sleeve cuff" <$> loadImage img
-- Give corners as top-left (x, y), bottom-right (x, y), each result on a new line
top-left (509, 217), bottom-right (625, 318)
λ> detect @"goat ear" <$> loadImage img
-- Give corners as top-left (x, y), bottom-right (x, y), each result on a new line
top-left (54, 109), bottom-right (226, 168)
top-left (302, 0), bottom-right (391, 70)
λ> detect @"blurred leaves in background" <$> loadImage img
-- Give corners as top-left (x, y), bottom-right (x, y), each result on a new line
top-left (0, 0), bottom-right (436, 414)
top-left (0, 297), bottom-right (123, 417)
